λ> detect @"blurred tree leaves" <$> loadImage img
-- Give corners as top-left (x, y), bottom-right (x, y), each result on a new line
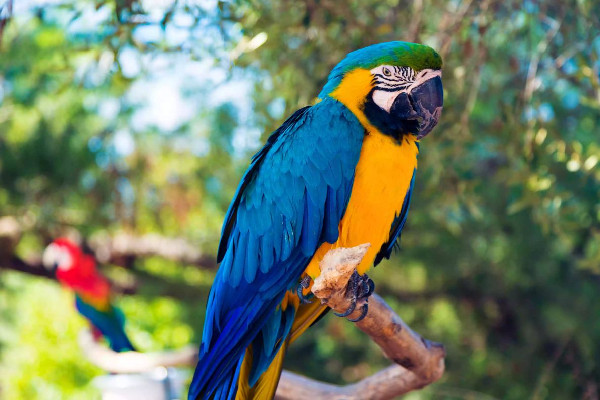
top-left (0, 274), bottom-right (102, 400)
top-left (1, 0), bottom-right (600, 399)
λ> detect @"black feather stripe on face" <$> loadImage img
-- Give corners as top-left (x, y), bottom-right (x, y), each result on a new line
top-left (373, 66), bottom-right (416, 91)
top-left (361, 88), bottom-right (420, 142)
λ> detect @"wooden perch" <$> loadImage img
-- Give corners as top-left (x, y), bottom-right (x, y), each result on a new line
top-left (78, 329), bottom-right (198, 374)
top-left (276, 244), bottom-right (445, 400)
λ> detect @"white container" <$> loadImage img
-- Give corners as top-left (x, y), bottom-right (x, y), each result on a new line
top-left (93, 367), bottom-right (186, 400)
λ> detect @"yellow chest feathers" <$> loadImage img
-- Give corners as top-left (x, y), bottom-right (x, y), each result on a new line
top-left (305, 132), bottom-right (418, 277)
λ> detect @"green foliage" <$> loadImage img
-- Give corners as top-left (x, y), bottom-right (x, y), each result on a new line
top-left (0, 273), bottom-right (102, 400)
top-left (1, 0), bottom-right (599, 399)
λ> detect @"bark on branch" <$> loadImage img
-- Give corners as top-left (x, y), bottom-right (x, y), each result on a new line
top-left (276, 244), bottom-right (445, 400)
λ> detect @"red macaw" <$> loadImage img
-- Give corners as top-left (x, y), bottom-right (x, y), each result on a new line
top-left (43, 238), bottom-right (135, 352)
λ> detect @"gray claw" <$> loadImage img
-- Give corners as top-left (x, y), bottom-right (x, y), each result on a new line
top-left (347, 299), bottom-right (369, 322)
top-left (297, 276), bottom-right (313, 304)
top-left (359, 277), bottom-right (375, 299)
top-left (335, 272), bottom-right (374, 321)
top-left (334, 298), bottom-right (357, 317)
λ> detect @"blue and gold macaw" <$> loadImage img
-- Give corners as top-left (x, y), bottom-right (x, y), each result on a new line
top-left (189, 41), bottom-right (443, 400)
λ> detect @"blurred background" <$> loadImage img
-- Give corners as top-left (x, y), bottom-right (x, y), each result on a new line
top-left (0, 0), bottom-right (599, 399)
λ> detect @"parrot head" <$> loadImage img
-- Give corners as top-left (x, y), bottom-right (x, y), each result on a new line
top-left (43, 238), bottom-right (98, 287)
top-left (320, 41), bottom-right (443, 140)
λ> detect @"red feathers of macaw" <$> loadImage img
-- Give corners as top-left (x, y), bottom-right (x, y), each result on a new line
top-left (46, 238), bottom-right (136, 352)
top-left (50, 238), bottom-right (110, 301)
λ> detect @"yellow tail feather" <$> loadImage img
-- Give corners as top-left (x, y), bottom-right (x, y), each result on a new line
top-left (235, 300), bottom-right (329, 399)
top-left (289, 300), bottom-right (328, 344)
top-left (235, 344), bottom-right (286, 400)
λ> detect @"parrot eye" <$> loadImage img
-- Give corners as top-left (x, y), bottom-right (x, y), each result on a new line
top-left (382, 67), bottom-right (392, 77)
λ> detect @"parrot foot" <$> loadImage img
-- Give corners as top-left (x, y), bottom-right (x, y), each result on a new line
top-left (334, 298), bottom-right (357, 317)
top-left (334, 271), bottom-right (375, 320)
top-left (347, 298), bottom-right (369, 322)
top-left (296, 275), bottom-right (313, 304)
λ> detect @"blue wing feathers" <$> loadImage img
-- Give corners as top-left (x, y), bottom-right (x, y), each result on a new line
top-left (232, 231), bottom-right (247, 286)
top-left (261, 311), bottom-right (280, 354)
top-left (245, 233), bottom-right (259, 283)
top-left (249, 305), bottom-right (295, 387)
top-left (190, 99), bottom-right (364, 400)
top-left (217, 107), bottom-right (312, 262)
top-left (259, 236), bottom-right (273, 274)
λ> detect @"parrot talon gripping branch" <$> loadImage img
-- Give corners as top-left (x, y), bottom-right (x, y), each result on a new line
top-left (333, 271), bottom-right (374, 319)
top-left (296, 275), bottom-right (314, 304)
top-left (190, 41), bottom-right (443, 400)
top-left (275, 245), bottom-right (445, 399)
top-left (345, 298), bottom-right (369, 323)
top-left (363, 276), bottom-right (375, 298)
top-left (333, 299), bottom-right (357, 318)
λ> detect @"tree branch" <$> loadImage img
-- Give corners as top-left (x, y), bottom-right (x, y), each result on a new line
top-left (2, 255), bottom-right (53, 278)
top-left (0, 253), bottom-right (142, 294)
top-left (87, 232), bottom-right (217, 270)
top-left (276, 244), bottom-right (445, 400)
top-left (78, 329), bottom-right (198, 374)
top-left (0, 217), bottom-right (218, 284)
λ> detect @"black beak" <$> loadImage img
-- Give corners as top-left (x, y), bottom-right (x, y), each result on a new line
top-left (390, 75), bottom-right (443, 139)
top-left (51, 262), bottom-right (59, 275)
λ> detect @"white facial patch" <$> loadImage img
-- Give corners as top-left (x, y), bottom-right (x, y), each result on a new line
top-left (42, 244), bottom-right (74, 271)
top-left (372, 90), bottom-right (398, 113)
top-left (369, 66), bottom-right (442, 112)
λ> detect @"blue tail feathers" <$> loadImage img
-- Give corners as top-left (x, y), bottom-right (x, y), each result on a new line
top-left (75, 295), bottom-right (136, 352)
